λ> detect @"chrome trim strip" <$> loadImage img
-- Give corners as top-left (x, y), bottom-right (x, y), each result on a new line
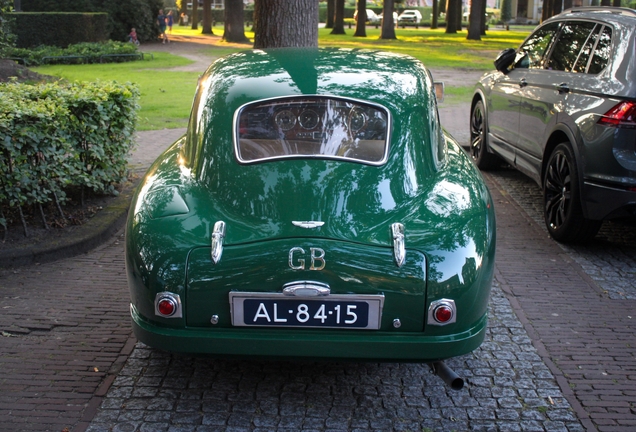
top-left (211, 221), bottom-right (226, 264)
top-left (282, 281), bottom-right (331, 297)
top-left (391, 222), bottom-right (406, 267)
top-left (292, 221), bottom-right (325, 229)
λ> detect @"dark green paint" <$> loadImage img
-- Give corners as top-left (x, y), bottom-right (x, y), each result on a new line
top-left (126, 48), bottom-right (496, 362)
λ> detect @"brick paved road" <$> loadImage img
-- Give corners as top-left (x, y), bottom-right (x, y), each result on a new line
top-left (0, 234), bottom-right (134, 432)
top-left (487, 169), bottom-right (636, 432)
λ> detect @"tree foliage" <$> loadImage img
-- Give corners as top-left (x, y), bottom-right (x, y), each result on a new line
top-left (18, 0), bottom-right (163, 43)
top-left (0, 0), bottom-right (16, 53)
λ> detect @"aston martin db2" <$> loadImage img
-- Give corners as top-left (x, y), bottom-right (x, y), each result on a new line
top-left (125, 48), bottom-right (495, 388)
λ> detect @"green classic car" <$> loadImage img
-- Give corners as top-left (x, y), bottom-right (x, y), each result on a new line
top-left (126, 48), bottom-right (495, 389)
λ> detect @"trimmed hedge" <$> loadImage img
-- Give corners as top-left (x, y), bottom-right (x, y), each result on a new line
top-left (3, 41), bottom-right (141, 66)
top-left (9, 12), bottom-right (109, 48)
top-left (16, 0), bottom-right (163, 44)
top-left (0, 81), bottom-right (140, 234)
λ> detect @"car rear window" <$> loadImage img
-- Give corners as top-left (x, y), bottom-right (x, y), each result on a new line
top-left (547, 21), bottom-right (598, 72)
top-left (587, 25), bottom-right (612, 74)
top-left (234, 96), bottom-right (390, 165)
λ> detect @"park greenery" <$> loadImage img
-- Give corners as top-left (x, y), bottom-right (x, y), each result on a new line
top-left (3, 41), bottom-right (142, 66)
top-left (34, 25), bottom-right (531, 131)
top-left (0, 80), bottom-right (139, 236)
top-left (1, 20), bottom-right (531, 237)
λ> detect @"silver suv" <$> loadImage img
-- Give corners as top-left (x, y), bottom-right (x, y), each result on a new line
top-left (471, 7), bottom-right (636, 243)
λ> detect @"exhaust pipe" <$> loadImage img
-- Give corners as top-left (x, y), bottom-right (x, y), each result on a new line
top-left (429, 361), bottom-right (464, 391)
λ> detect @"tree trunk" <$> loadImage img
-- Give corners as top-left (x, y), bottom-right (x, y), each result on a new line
top-left (456, 0), bottom-right (462, 31)
top-left (467, 0), bottom-right (482, 40)
top-left (331, 0), bottom-right (346, 35)
top-left (354, 0), bottom-right (366, 37)
top-left (254, 0), bottom-right (318, 48)
top-left (202, 0), bottom-right (213, 34)
top-left (445, 0), bottom-right (458, 33)
top-left (600, 0), bottom-right (611, 5)
top-left (480, 0), bottom-right (487, 35)
top-left (431, 0), bottom-right (438, 29)
top-left (224, 0), bottom-right (249, 42)
top-left (326, 0), bottom-right (335, 28)
top-left (191, 0), bottom-right (198, 30)
top-left (380, 0), bottom-right (396, 39)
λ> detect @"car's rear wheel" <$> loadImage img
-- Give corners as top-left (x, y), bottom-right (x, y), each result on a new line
top-left (469, 100), bottom-right (499, 170)
top-left (543, 143), bottom-right (602, 243)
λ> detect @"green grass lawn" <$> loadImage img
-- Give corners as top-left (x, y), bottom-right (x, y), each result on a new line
top-left (32, 24), bottom-right (531, 131)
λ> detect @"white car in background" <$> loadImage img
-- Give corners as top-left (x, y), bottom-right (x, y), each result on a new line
top-left (398, 10), bottom-right (423, 23)
top-left (354, 9), bottom-right (382, 24)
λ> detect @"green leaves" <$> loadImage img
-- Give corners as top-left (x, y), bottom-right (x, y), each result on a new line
top-left (0, 80), bottom-right (140, 233)
top-left (2, 41), bottom-right (140, 66)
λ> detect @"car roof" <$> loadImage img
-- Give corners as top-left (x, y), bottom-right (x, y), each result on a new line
top-left (548, 6), bottom-right (636, 26)
top-left (184, 48), bottom-right (442, 176)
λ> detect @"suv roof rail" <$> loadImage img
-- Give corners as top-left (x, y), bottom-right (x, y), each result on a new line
top-left (562, 6), bottom-right (636, 17)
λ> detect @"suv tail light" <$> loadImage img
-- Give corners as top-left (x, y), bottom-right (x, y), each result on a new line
top-left (598, 101), bottom-right (636, 128)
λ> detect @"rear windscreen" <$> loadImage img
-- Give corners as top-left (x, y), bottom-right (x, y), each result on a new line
top-left (234, 96), bottom-right (390, 165)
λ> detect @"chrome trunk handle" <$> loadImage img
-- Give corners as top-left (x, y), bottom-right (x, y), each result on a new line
top-left (391, 222), bottom-right (406, 267)
top-left (211, 221), bottom-right (226, 264)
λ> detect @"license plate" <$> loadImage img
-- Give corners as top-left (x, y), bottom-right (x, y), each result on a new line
top-left (229, 293), bottom-right (384, 330)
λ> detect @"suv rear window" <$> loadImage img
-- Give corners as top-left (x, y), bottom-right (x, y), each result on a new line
top-left (547, 21), bottom-right (613, 74)
top-left (547, 21), bottom-right (598, 72)
top-left (588, 25), bottom-right (612, 74)
top-left (234, 96), bottom-right (390, 165)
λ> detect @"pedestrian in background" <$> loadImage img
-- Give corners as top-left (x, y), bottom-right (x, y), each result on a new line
top-left (128, 27), bottom-right (140, 45)
top-left (167, 10), bottom-right (174, 34)
top-left (157, 9), bottom-right (169, 44)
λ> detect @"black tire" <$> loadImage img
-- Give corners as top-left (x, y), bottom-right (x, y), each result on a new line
top-left (543, 143), bottom-right (602, 243)
top-left (469, 100), bottom-right (500, 170)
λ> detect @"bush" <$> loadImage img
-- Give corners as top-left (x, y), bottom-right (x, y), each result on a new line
top-left (3, 41), bottom-right (141, 66)
top-left (18, 0), bottom-right (163, 43)
top-left (0, 0), bottom-right (16, 53)
top-left (0, 80), bottom-right (140, 235)
top-left (99, 0), bottom-right (163, 43)
top-left (9, 12), bottom-right (109, 48)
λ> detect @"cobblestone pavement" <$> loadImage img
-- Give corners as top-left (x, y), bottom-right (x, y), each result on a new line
top-left (86, 283), bottom-right (584, 432)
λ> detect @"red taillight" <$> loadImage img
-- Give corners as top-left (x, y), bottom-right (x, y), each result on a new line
top-left (434, 305), bottom-right (454, 323)
top-left (157, 297), bottom-right (177, 317)
top-left (598, 101), bottom-right (636, 128)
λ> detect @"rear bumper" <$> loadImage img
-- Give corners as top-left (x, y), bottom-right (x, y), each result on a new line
top-left (130, 304), bottom-right (488, 362)
top-left (582, 180), bottom-right (636, 220)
